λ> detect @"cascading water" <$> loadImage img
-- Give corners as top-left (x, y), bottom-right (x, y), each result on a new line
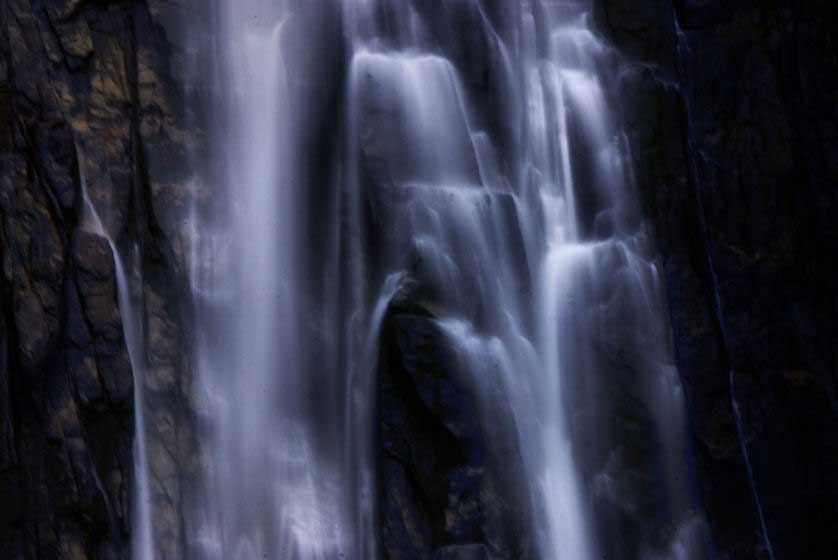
top-left (338, 0), bottom-right (706, 557)
top-left (174, 0), bottom-right (707, 558)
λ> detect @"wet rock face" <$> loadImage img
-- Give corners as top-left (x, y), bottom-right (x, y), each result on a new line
top-left (595, 0), bottom-right (838, 557)
top-left (377, 299), bottom-right (533, 559)
top-left (1, 1), bottom-right (199, 558)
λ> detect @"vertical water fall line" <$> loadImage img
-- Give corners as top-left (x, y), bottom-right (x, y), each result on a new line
top-left (76, 145), bottom-right (154, 560)
top-left (120, 246), bottom-right (154, 560)
top-left (189, 1), bottom-right (352, 558)
top-left (537, 246), bottom-right (596, 560)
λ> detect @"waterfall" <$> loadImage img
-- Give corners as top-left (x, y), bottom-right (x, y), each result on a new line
top-left (188, 1), bottom-right (349, 558)
top-left (174, 0), bottom-right (707, 558)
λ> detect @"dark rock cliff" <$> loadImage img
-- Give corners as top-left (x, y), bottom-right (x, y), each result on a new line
top-left (0, 1), bottom-right (199, 558)
top-left (595, 0), bottom-right (838, 557)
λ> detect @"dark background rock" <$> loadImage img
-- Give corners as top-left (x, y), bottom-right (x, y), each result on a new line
top-left (594, 0), bottom-right (838, 557)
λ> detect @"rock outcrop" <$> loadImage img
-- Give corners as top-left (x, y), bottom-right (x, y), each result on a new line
top-left (377, 296), bottom-right (533, 559)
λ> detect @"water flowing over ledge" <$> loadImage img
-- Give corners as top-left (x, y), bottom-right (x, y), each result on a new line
top-left (159, 0), bottom-right (705, 558)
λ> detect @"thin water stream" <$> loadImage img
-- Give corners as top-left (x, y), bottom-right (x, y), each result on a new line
top-left (77, 144), bottom-right (154, 560)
